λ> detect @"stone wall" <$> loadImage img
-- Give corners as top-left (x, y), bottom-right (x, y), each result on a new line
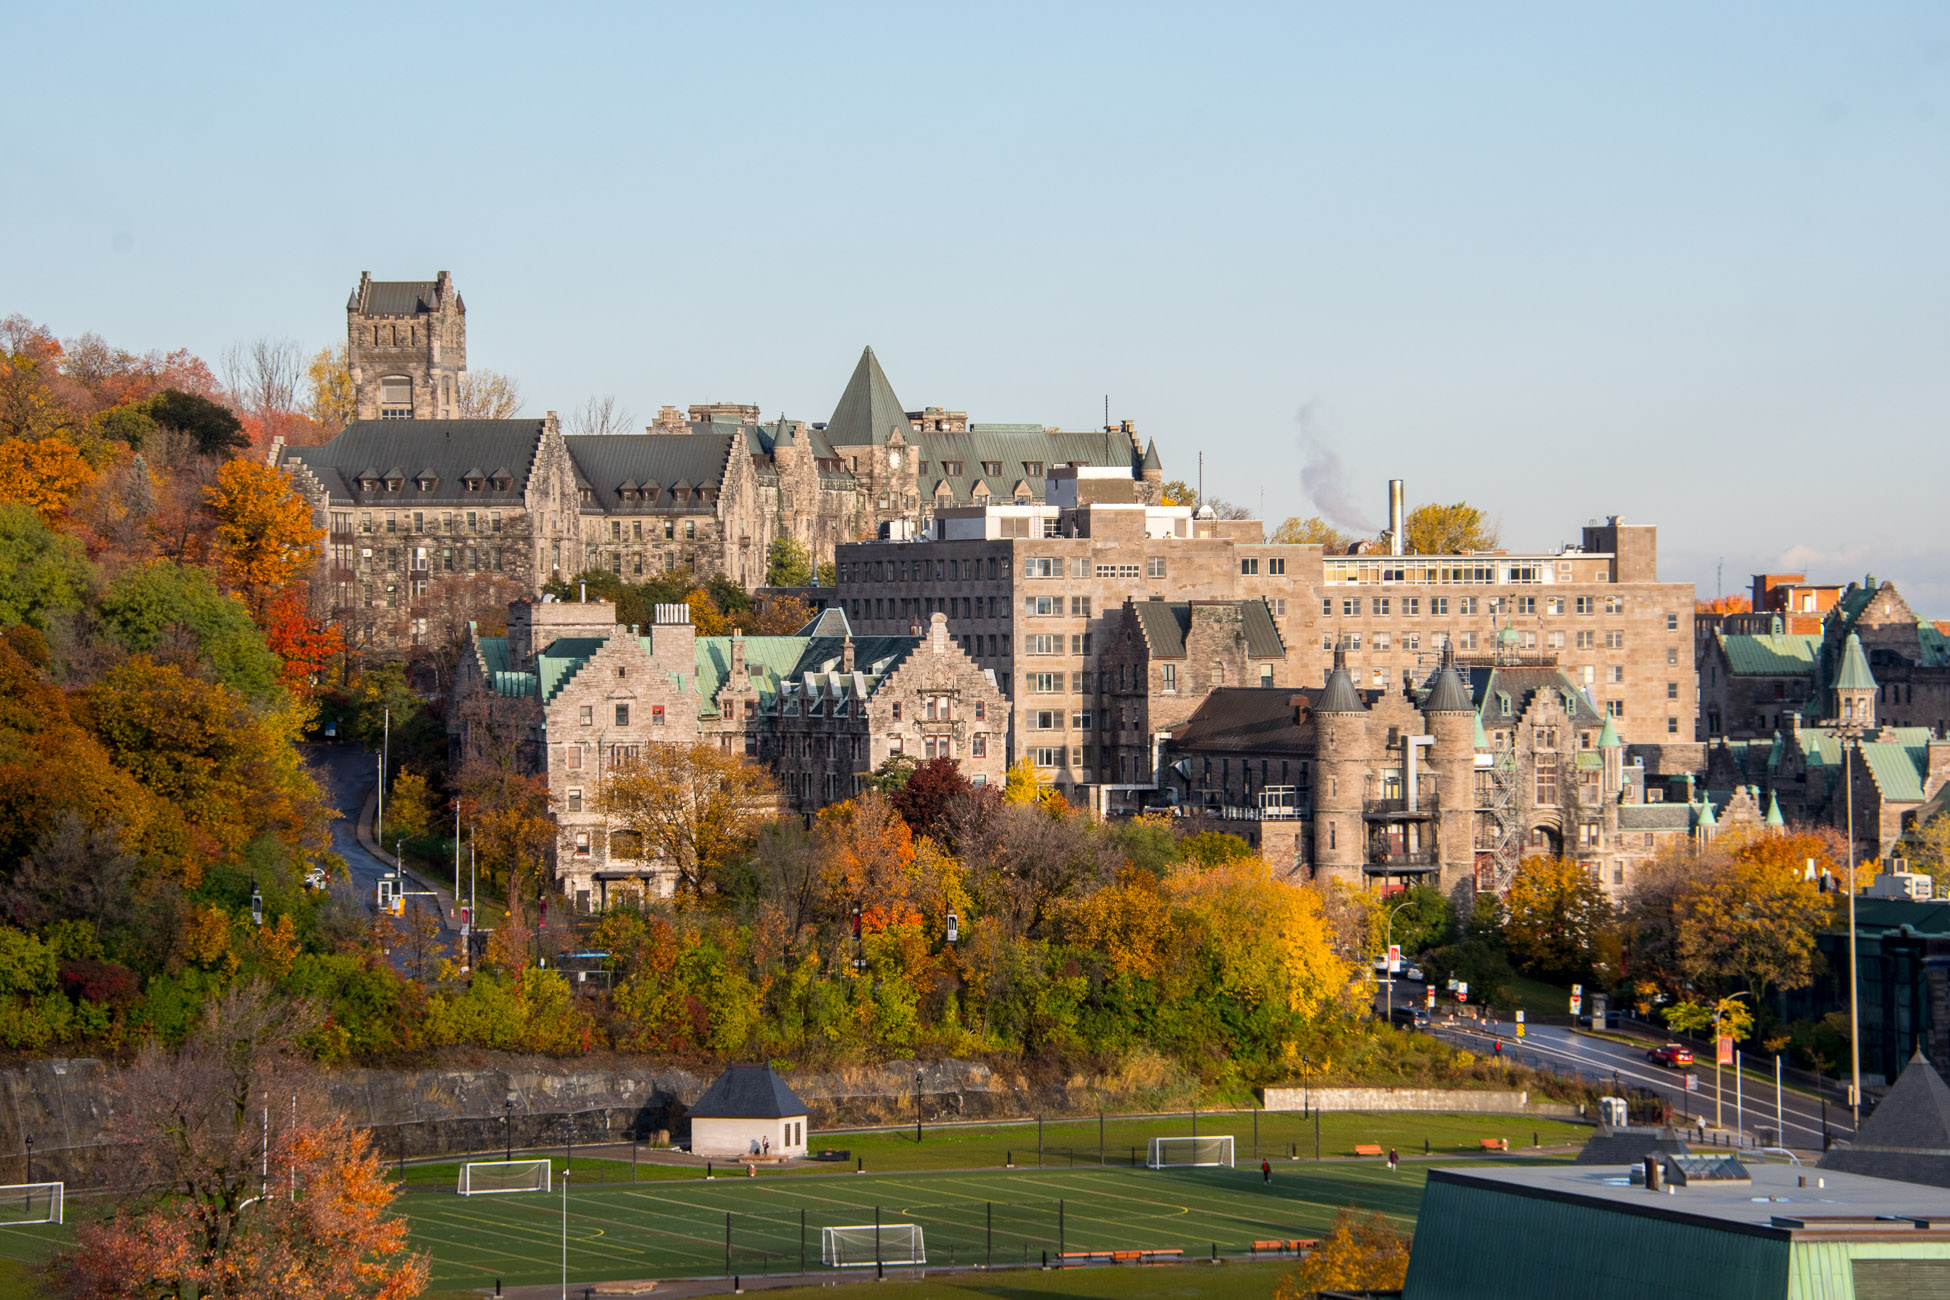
top-left (1260, 1086), bottom-right (1576, 1117)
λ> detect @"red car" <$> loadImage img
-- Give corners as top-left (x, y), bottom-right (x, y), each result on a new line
top-left (1646, 1043), bottom-right (1694, 1068)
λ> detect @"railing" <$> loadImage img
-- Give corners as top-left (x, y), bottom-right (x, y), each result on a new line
top-left (1367, 849), bottom-right (1438, 868)
top-left (1206, 804), bottom-right (1305, 822)
top-left (1363, 797), bottom-right (1439, 816)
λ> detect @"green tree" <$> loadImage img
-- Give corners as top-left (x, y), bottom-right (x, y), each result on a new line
top-left (1902, 812), bottom-right (1950, 894)
top-left (98, 561), bottom-right (282, 704)
top-left (147, 389), bottom-right (248, 457)
top-left (1403, 501), bottom-right (1500, 554)
top-left (1160, 479), bottom-right (1195, 507)
top-left (0, 504), bottom-right (92, 629)
top-left (1270, 515), bottom-right (1352, 550)
top-left (765, 536), bottom-right (815, 587)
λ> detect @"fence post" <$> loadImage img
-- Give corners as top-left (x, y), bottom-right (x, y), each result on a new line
top-left (1038, 1116), bottom-right (1043, 1167)
top-left (986, 1201), bottom-right (992, 1269)
top-left (875, 1205), bottom-right (882, 1281)
top-left (725, 1211), bottom-right (731, 1278)
top-left (1059, 1199), bottom-right (1065, 1265)
top-left (801, 1209), bottom-right (806, 1274)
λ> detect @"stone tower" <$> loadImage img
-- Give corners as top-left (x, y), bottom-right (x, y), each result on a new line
top-left (1833, 632), bottom-right (1877, 730)
top-left (1422, 646), bottom-right (1478, 896)
top-left (1312, 643), bottom-right (1369, 885)
top-left (346, 271), bottom-right (466, 421)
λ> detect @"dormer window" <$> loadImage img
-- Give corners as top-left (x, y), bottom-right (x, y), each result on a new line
top-left (386, 477), bottom-right (403, 493)
top-left (1024, 461), bottom-right (1044, 476)
top-left (983, 461), bottom-right (1002, 475)
top-left (579, 488), bottom-right (592, 505)
top-left (943, 460), bottom-right (963, 476)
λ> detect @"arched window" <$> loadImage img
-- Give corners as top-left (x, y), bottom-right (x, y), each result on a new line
top-left (379, 376), bottom-right (413, 419)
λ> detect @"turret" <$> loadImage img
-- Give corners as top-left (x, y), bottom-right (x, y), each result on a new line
top-left (1422, 643), bottom-right (1477, 894)
top-left (1598, 715), bottom-right (1623, 796)
top-left (1312, 643), bottom-right (1368, 884)
top-left (1834, 632), bottom-right (1876, 730)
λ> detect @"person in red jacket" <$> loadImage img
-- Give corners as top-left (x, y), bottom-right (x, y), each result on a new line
top-left (1261, 1158), bottom-right (1271, 1184)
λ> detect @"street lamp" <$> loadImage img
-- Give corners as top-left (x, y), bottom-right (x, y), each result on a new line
top-left (945, 910), bottom-right (958, 944)
top-left (1842, 731), bottom-right (1863, 1127)
top-left (505, 1098), bottom-right (515, 1164)
top-left (1713, 992), bottom-right (1752, 1132)
top-left (1382, 896), bottom-right (1417, 1026)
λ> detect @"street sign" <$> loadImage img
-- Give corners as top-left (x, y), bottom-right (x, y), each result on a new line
top-left (1573, 984), bottom-right (1583, 996)
top-left (1515, 1010), bottom-right (1525, 1023)
top-left (1446, 977), bottom-right (1458, 992)
top-left (1456, 982), bottom-right (1469, 1004)
top-left (1425, 987), bottom-right (1435, 1007)
top-left (1516, 1024), bottom-right (1525, 1038)
top-left (1570, 995), bottom-right (1583, 1015)
top-left (1717, 1035), bottom-right (1734, 1066)
top-left (1685, 1073), bottom-right (1699, 1093)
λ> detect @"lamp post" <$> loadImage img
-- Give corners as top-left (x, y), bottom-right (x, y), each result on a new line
top-left (915, 1068), bottom-right (924, 1144)
top-left (23, 1136), bottom-right (31, 1185)
top-left (1713, 991), bottom-right (1751, 1132)
top-left (505, 1098), bottom-right (515, 1164)
top-left (1382, 897), bottom-right (1417, 1026)
top-left (560, 1165), bottom-right (570, 1300)
top-left (1843, 731), bottom-right (1862, 1127)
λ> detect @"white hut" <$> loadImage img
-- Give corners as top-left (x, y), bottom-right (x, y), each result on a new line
top-left (686, 1064), bottom-right (810, 1159)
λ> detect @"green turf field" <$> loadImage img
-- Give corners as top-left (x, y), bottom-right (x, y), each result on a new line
top-left (398, 1160), bottom-right (1494, 1292)
top-left (699, 1259), bottom-right (1297, 1300)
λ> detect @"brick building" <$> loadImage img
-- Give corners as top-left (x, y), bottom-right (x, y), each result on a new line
top-left (449, 600), bottom-right (1003, 905)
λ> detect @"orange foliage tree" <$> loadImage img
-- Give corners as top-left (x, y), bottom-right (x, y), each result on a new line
top-left (0, 437), bottom-right (95, 523)
top-left (262, 586), bottom-right (345, 694)
top-left (205, 459), bottom-right (322, 611)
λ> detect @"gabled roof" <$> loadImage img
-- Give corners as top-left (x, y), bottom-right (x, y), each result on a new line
top-left (356, 280), bottom-right (440, 314)
top-left (560, 434), bottom-right (735, 511)
top-left (1461, 665), bottom-right (1603, 726)
top-left (1170, 687), bottom-right (1317, 755)
top-left (912, 429), bottom-right (1140, 506)
top-left (823, 347), bottom-right (916, 447)
top-left (1129, 600), bottom-right (1284, 660)
top-left (1715, 631), bottom-right (1821, 677)
top-left (1859, 740), bottom-right (1926, 803)
top-left (537, 637), bottom-right (609, 703)
top-left (796, 608), bottom-right (852, 638)
top-left (284, 421), bottom-right (545, 505)
top-left (687, 1064), bottom-right (808, 1119)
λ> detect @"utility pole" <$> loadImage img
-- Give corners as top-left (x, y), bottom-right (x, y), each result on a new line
top-left (1846, 736), bottom-right (1861, 1127)
top-left (378, 706), bottom-right (389, 842)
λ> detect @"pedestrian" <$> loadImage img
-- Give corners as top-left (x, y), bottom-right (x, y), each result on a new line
top-left (1493, 1038), bottom-right (1503, 1059)
top-left (1261, 1158), bottom-right (1271, 1184)
top-left (763, 1136), bottom-right (770, 1157)
top-left (1388, 1147), bottom-right (1399, 1173)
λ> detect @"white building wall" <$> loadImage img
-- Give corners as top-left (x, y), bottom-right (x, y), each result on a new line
top-left (691, 1115), bottom-right (810, 1159)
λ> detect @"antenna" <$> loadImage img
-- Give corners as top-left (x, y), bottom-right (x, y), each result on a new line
top-left (1104, 394), bottom-right (1110, 431)
top-left (1198, 451), bottom-right (1203, 508)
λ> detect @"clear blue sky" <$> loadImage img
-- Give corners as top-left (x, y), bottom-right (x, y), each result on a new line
top-left (7, 4), bottom-right (1947, 610)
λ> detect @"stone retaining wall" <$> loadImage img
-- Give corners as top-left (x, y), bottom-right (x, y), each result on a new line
top-left (1261, 1086), bottom-right (1578, 1117)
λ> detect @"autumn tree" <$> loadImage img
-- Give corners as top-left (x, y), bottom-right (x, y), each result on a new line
top-left (0, 437), bottom-right (95, 523)
top-left (303, 343), bottom-right (357, 436)
top-left (1902, 812), bottom-right (1950, 893)
top-left (455, 761), bottom-right (554, 907)
top-left (0, 504), bottom-right (94, 629)
top-left (596, 743), bottom-right (780, 900)
top-left (747, 594), bottom-right (815, 635)
top-left (1270, 515), bottom-right (1351, 551)
top-left (813, 792), bottom-right (921, 926)
top-left (1672, 832), bottom-right (1837, 1003)
top-left (47, 983), bottom-right (429, 1300)
top-left (386, 769), bottom-right (435, 840)
top-left (219, 337), bottom-right (304, 449)
top-left (1500, 855), bottom-right (1617, 984)
top-left (889, 755), bottom-right (981, 843)
top-left (261, 585), bottom-right (346, 694)
top-left (566, 394), bottom-right (635, 437)
top-left (1697, 594), bottom-right (1753, 616)
top-left (1403, 501), bottom-right (1499, 554)
top-left (1272, 1208), bottom-right (1410, 1298)
top-left (205, 458), bottom-right (323, 610)
top-left (455, 370), bottom-right (523, 419)
top-left (1159, 479), bottom-right (1195, 507)
top-left (960, 800), bottom-right (1121, 938)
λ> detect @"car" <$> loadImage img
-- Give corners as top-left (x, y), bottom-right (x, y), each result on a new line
top-left (1646, 1043), bottom-right (1694, 1068)
top-left (304, 867), bottom-right (329, 890)
top-left (1388, 1005), bottom-right (1431, 1029)
top-left (1406, 966), bottom-right (1425, 982)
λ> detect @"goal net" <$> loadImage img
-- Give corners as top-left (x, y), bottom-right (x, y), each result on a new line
top-left (0, 1183), bottom-right (62, 1225)
top-left (1147, 1136), bottom-right (1235, 1168)
top-left (457, 1160), bottom-right (551, 1195)
top-left (821, 1224), bottom-right (926, 1267)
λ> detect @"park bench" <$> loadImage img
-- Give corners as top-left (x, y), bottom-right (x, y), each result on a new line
top-left (1251, 1239), bottom-right (1321, 1256)
top-left (1353, 1144), bottom-right (1384, 1157)
top-left (1478, 1138), bottom-right (1510, 1151)
top-left (1059, 1248), bottom-right (1183, 1265)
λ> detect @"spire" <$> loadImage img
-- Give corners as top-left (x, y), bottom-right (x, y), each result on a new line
top-left (1765, 791), bottom-right (1784, 827)
top-left (1836, 632), bottom-right (1876, 691)
top-left (1140, 438), bottom-right (1162, 472)
top-left (1424, 648), bottom-right (1473, 714)
top-left (822, 346), bottom-right (915, 447)
top-left (1316, 642), bottom-right (1367, 714)
top-left (1598, 716), bottom-right (1622, 749)
top-left (1696, 798), bottom-right (1717, 829)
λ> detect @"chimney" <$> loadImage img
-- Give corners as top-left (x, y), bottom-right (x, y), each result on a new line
top-left (1389, 479), bottom-right (1405, 556)
top-left (841, 635), bottom-right (855, 673)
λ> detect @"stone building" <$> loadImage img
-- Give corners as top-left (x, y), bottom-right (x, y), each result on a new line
top-left (449, 599), bottom-right (1003, 905)
top-left (1157, 645), bottom-right (1683, 899)
top-left (285, 273), bottom-right (1162, 652)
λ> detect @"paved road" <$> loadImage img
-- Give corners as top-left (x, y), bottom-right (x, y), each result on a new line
top-left (1376, 979), bottom-right (1854, 1153)
top-left (300, 743), bottom-right (461, 948)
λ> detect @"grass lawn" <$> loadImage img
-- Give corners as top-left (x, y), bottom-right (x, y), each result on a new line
top-left (704, 1260), bottom-right (1297, 1300)
top-left (392, 1158), bottom-right (1554, 1292)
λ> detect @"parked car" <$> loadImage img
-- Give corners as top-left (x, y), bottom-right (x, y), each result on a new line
top-left (1646, 1043), bottom-right (1694, 1068)
top-left (1389, 1005), bottom-right (1431, 1029)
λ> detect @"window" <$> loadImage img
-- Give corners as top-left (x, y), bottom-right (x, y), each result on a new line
top-left (1606, 631), bottom-right (1625, 649)
top-left (1260, 664), bottom-right (1273, 686)
top-left (1096, 563), bottom-right (1142, 579)
top-left (972, 734), bottom-right (987, 757)
top-left (1431, 596), bottom-right (1448, 615)
top-left (1071, 710), bottom-right (1093, 730)
top-left (1271, 598), bottom-right (1286, 615)
top-left (1666, 681), bottom-right (1679, 699)
top-left (1515, 597), bottom-right (1535, 615)
top-left (1608, 665), bottom-right (1625, 683)
top-left (974, 700), bottom-right (986, 720)
top-left (1070, 596), bottom-right (1091, 616)
top-left (1147, 556), bottom-right (1167, 578)
top-left (1535, 766), bottom-right (1557, 804)
top-left (1267, 556), bottom-right (1286, 575)
top-left (567, 788), bottom-right (583, 813)
top-left (1024, 596), bottom-right (1057, 615)
top-left (1024, 557), bottom-right (1058, 578)
top-left (1606, 596), bottom-right (1624, 614)
top-left (943, 460), bottom-right (963, 476)
top-left (1546, 597), bottom-right (1563, 615)
top-left (1342, 598), bottom-right (1358, 617)
top-left (1030, 673), bottom-right (1059, 692)
top-left (983, 461), bottom-right (1002, 476)
top-left (1403, 597), bottom-right (1419, 616)
top-left (579, 706), bottom-right (593, 726)
top-left (651, 704), bottom-right (665, 725)
top-left (1666, 613), bottom-right (1679, 630)
top-left (1576, 596), bottom-right (1595, 614)
top-left (1459, 597), bottom-right (1477, 615)
top-left (1667, 647), bottom-right (1679, 666)
top-left (1241, 558), bottom-right (1260, 575)
top-left (1032, 746), bottom-right (1060, 767)
top-left (1023, 461), bottom-right (1043, 476)
top-left (1161, 663), bottom-right (1177, 692)
top-left (1372, 597), bottom-right (1389, 616)
top-left (1606, 700), bottom-right (1625, 718)
top-left (574, 832), bottom-right (590, 857)
top-left (1212, 662), bottom-right (1225, 685)
top-left (1373, 633), bottom-right (1390, 651)
top-left (1576, 631), bottom-right (1595, 649)
top-left (566, 746), bottom-right (582, 770)
top-left (1026, 634), bottom-right (1058, 654)
top-left (1322, 598), bottom-right (1334, 616)
top-left (615, 704), bottom-right (630, 726)
top-left (1668, 717), bottom-right (1680, 734)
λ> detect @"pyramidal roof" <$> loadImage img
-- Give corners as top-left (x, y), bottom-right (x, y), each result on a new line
top-left (1836, 632), bottom-right (1877, 691)
top-left (1819, 1051), bottom-right (1950, 1187)
top-left (687, 1064), bottom-right (809, 1119)
top-left (823, 346), bottom-right (916, 447)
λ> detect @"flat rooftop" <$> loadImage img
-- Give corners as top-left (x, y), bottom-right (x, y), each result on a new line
top-left (1431, 1162), bottom-right (1950, 1242)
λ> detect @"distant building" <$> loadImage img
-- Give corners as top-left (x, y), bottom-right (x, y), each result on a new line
top-left (685, 1065), bottom-right (810, 1160)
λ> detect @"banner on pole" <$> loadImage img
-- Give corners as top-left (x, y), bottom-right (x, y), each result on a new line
top-left (1717, 1035), bottom-right (1735, 1066)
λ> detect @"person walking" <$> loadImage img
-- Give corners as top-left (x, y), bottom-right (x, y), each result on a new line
top-left (1388, 1147), bottom-right (1399, 1174)
top-left (1493, 1038), bottom-right (1503, 1059)
top-left (1261, 1158), bottom-right (1272, 1184)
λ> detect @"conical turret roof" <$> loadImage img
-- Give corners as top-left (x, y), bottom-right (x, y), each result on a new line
top-left (1316, 643), bottom-right (1366, 714)
top-left (1598, 716), bottom-right (1622, 749)
top-left (1765, 791), bottom-right (1784, 827)
top-left (1140, 438), bottom-right (1162, 471)
top-left (1836, 632), bottom-right (1877, 692)
top-left (823, 346), bottom-right (915, 447)
top-left (1424, 644), bottom-right (1473, 714)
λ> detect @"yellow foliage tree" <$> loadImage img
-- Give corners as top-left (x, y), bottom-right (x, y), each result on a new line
top-left (1168, 858), bottom-right (1347, 1022)
top-left (386, 769), bottom-right (434, 840)
top-left (205, 459), bottom-right (323, 609)
top-left (813, 792), bottom-right (921, 927)
top-left (1272, 1208), bottom-right (1410, 1298)
top-left (1501, 854), bottom-right (1616, 984)
top-left (596, 743), bottom-right (780, 899)
top-left (1002, 757), bottom-right (1045, 806)
top-left (0, 437), bottom-right (95, 524)
top-left (304, 343), bottom-right (357, 433)
top-left (1403, 501), bottom-right (1499, 554)
top-left (1270, 515), bottom-right (1351, 551)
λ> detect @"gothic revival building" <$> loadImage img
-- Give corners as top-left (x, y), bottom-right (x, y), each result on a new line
top-left (281, 272), bottom-right (1161, 651)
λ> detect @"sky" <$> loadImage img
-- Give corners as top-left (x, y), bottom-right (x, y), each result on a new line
top-left (6, 3), bottom-right (1947, 610)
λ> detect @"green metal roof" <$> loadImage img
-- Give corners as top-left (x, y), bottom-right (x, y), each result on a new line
top-left (692, 635), bottom-right (820, 715)
top-left (1835, 633), bottom-right (1877, 691)
top-left (537, 637), bottom-right (608, 703)
top-left (1598, 716), bottom-right (1621, 748)
top-left (1130, 599), bottom-right (1285, 660)
top-left (822, 347), bottom-right (916, 447)
top-left (1716, 631), bottom-right (1821, 677)
top-left (1859, 740), bottom-right (1926, 803)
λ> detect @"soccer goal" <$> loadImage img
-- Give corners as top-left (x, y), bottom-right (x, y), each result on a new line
top-left (821, 1224), bottom-right (926, 1267)
top-left (1147, 1135), bottom-right (1235, 1168)
top-left (0, 1183), bottom-right (62, 1225)
top-left (457, 1160), bottom-right (551, 1195)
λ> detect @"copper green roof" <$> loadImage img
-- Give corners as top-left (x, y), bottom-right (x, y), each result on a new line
top-left (1859, 740), bottom-right (1926, 803)
top-left (1764, 791), bottom-right (1784, 827)
top-left (1714, 631), bottom-right (1821, 677)
top-left (1835, 632), bottom-right (1876, 691)
top-left (538, 637), bottom-right (609, 702)
top-left (823, 346), bottom-right (916, 447)
top-left (1696, 798), bottom-right (1716, 827)
top-left (1597, 716), bottom-right (1621, 749)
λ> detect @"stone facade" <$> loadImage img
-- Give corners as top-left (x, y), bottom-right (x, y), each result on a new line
top-left (347, 271), bottom-right (465, 421)
top-left (450, 600), bottom-right (1004, 904)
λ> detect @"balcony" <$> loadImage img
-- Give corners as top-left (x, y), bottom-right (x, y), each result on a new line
top-left (1363, 797), bottom-right (1437, 820)
top-left (1364, 849), bottom-right (1439, 874)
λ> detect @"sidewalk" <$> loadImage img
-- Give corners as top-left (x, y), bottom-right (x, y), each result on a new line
top-left (354, 787), bottom-right (461, 923)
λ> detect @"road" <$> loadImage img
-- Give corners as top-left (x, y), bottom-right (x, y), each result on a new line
top-left (301, 743), bottom-right (461, 949)
top-left (1375, 980), bottom-right (1854, 1153)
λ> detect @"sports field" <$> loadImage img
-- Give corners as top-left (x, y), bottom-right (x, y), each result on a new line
top-left (398, 1159), bottom-right (1487, 1292)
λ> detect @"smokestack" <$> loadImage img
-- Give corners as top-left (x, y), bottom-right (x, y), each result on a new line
top-left (1388, 479), bottom-right (1405, 556)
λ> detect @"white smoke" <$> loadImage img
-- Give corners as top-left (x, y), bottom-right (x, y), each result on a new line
top-left (1297, 403), bottom-right (1378, 533)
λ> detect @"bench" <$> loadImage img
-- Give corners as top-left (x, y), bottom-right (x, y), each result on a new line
top-left (1353, 1144), bottom-right (1384, 1157)
top-left (1251, 1239), bottom-right (1321, 1255)
top-left (1479, 1138), bottom-right (1510, 1151)
top-left (1059, 1249), bottom-right (1183, 1265)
